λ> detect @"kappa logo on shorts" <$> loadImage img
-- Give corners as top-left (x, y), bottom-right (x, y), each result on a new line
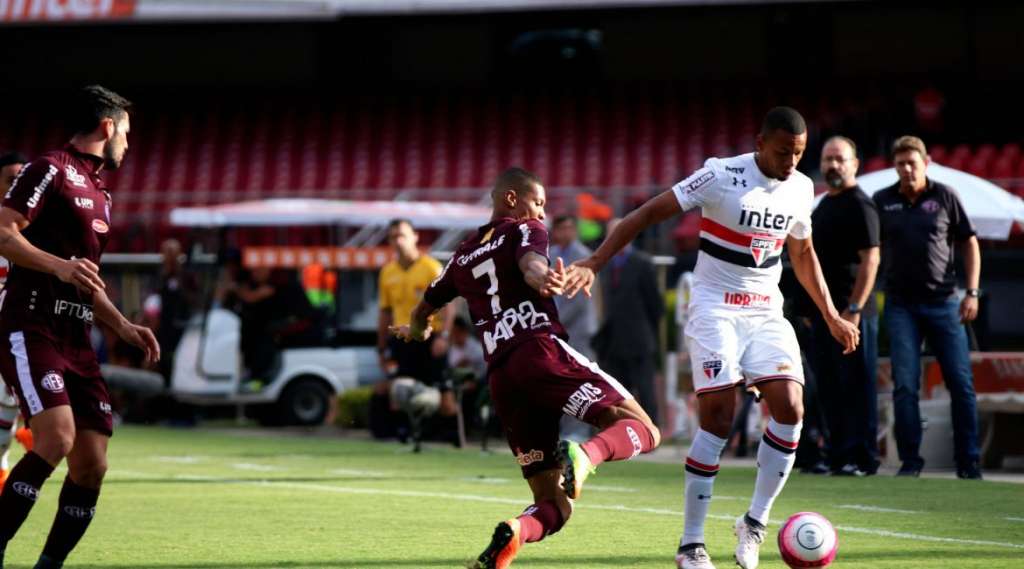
top-left (562, 382), bottom-right (605, 419)
top-left (516, 449), bottom-right (544, 466)
top-left (40, 371), bottom-right (65, 393)
top-left (702, 358), bottom-right (723, 379)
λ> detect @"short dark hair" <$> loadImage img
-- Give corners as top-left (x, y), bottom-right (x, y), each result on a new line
top-left (824, 135), bottom-right (858, 158)
top-left (761, 106), bottom-right (807, 136)
top-left (0, 152), bottom-right (27, 169)
top-left (891, 135), bottom-right (927, 160)
top-left (552, 214), bottom-right (577, 228)
top-left (68, 85), bottom-right (132, 135)
top-left (387, 218), bottom-right (413, 231)
top-left (491, 167), bottom-right (542, 201)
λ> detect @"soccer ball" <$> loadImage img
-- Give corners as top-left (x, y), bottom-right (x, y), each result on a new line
top-left (777, 512), bottom-right (838, 568)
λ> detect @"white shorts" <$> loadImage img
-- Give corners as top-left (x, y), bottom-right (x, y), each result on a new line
top-left (684, 308), bottom-right (803, 395)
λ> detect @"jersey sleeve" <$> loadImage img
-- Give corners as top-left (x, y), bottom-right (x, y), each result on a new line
top-left (2, 158), bottom-right (61, 223)
top-left (855, 195), bottom-right (881, 250)
top-left (377, 266), bottom-right (393, 310)
top-left (671, 158), bottom-right (724, 212)
top-left (946, 188), bottom-right (977, 242)
top-left (423, 257), bottom-right (458, 308)
top-left (788, 182), bottom-right (814, 239)
top-left (514, 219), bottom-right (550, 262)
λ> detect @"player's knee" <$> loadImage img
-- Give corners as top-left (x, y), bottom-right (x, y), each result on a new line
top-left (774, 401), bottom-right (803, 425)
top-left (700, 410), bottom-right (734, 439)
top-left (36, 428), bottom-right (75, 463)
top-left (72, 457), bottom-right (108, 488)
top-left (647, 423), bottom-right (662, 449)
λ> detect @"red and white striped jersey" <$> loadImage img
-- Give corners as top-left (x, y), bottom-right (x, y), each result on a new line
top-left (672, 152), bottom-right (813, 312)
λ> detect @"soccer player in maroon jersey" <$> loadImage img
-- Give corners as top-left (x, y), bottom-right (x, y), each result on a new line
top-left (391, 167), bottom-right (661, 569)
top-left (0, 85), bottom-right (159, 569)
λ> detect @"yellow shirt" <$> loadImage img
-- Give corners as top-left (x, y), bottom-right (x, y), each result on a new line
top-left (378, 255), bottom-right (443, 328)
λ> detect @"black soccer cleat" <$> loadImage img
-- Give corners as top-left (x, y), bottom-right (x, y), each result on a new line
top-left (467, 519), bottom-right (521, 569)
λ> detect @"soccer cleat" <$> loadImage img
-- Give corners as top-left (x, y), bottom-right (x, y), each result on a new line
top-left (676, 543), bottom-right (717, 569)
top-left (733, 514), bottom-right (765, 569)
top-left (0, 468), bottom-right (7, 495)
top-left (557, 440), bottom-right (595, 500)
top-left (15, 427), bottom-right (33, 452)
top-left (468, 519), bottom-right (521, 569)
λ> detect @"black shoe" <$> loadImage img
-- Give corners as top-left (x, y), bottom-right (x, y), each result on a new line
top-left (897, 462), bottom-right (923, 477)
top-left (799, 461), bottom-right (830, 475)
top-left (832, 463), bottom-right (866, 477)
top-left (857, 460), bottom-right (881, 476)
top-left (956, 462), bottom-right (983, 480)
top-left (33, 554), bottom-right (63, 569)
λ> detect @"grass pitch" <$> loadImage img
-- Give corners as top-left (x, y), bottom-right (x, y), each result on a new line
top-left (3, 426), bottom-right (1022, 568)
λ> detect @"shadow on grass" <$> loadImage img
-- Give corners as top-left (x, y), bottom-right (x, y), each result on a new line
top-left (17, 554), bottom-right (678, 568)
top-left (102, 476), bottom-right (445, 485)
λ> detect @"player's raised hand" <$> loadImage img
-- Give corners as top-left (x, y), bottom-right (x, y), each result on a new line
top-left (118, 322), bottom-right (161, 364)
top-left (56, 257), bottom-right (105, 294)
top-left (826, 314), bottom-right (860, 355)
top-left (564, 257), bottom-right (598, 299)
top-left (389, 324), bottom-right (433, 343)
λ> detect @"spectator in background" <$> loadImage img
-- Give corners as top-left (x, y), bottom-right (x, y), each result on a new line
top-left (809, 136), bottom-right (881, 476)
top-left (236, 268), bottom-right (318, 390)
top-left (155, 238), bottom-right (197, 386)
top-left (0, 152), bottom-right (27, 190)
top-left (874, 136), bottom-right (982, 479)
top-left (550, 215), bottom-right (600, 440)
top-left (593, 217), bottom-right (664, 426)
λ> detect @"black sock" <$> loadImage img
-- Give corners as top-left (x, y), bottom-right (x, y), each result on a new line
top-left (0, 452), bottom-right (56, 545)
top-left (40, 477), bottom-right (100, 564)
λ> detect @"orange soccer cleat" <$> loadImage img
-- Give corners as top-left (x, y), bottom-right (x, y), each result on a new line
top-left (15, 427), bottom-right (32, 452)
top-left (468, 518), bottom-right (521, 569)
top-left (0, 468), bottom-right (8, 494)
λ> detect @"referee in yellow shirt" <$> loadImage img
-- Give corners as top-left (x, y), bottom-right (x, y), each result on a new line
top-left (377, 218), bottom-right (449, 387)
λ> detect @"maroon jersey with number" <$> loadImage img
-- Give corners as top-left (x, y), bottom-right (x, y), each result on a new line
top-left (0, 146), bottom-right (112, 361)
top-left (424, 217), bottom-right (566, 363)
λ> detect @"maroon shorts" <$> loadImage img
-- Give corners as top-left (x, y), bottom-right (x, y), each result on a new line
top-left (488, 334), bottom-right (633, 479)
top-left (0, 330), bottom-right (113, 437)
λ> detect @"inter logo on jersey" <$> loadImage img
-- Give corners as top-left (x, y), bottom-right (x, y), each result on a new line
top-left (749, 236), bottom-right (776, 266)
top-left (702, 358), bottom-right (723, 379)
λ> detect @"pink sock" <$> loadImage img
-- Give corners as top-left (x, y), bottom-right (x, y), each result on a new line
top-left (581, 419), bottom-right (656, 467)
top-left (516, 500), bottom-right (565, 544)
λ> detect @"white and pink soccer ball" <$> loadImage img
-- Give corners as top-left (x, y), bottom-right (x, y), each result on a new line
top-left (777, 512), bottom-right (838, 568)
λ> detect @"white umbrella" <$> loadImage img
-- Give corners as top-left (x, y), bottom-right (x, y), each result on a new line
top-left (847, 163), bottom-right (1024, 240)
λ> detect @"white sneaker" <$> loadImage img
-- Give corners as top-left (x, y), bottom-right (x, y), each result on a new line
top-left (675, 544), bottom-right (716, 569)
top-left (733, 515), bottom-right (765, 569)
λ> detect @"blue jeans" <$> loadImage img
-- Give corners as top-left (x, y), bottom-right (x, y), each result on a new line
top-left (886, 298), bottom-right (980, 467)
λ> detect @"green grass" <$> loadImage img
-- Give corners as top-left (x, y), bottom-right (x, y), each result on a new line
top-left (4, 426), bottom-right (1023, 568)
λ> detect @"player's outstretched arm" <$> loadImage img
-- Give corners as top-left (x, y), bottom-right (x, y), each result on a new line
top-left (564, 190), bottom-right (681, 298)
top-left (0, 207), bottom-right (105, 294)
top-left (93, 288), bottom-right (161, 364)
top-left (787, 235), bottom-right (859, 354)
top-left (520, 253), bottom-right (566, 297)
top-left (389, 300), bottom-right (437, 343)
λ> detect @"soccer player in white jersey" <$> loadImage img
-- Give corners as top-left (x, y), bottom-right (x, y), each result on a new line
top-left (565, 107), bottom-right (859, 569)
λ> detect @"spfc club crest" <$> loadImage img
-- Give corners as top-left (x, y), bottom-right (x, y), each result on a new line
top-left (749, 235), bottom-right (775, 267)
top-left (702, 358), bottom-right (723, 379)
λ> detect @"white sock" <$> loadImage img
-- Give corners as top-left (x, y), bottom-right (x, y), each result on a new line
top-left (748, 418), bottom-right (802, 525)
top-left (681, 429), bottom-right (727, 546)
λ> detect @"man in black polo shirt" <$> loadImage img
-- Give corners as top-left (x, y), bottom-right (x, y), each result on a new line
top-left (874, 135), bottom-right (982, 479)
top-left (809, 136), bottom-right (881, 476)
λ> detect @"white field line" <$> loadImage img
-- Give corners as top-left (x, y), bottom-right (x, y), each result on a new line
top-left (243, 480), bottom-right (1024, 550)
top-left (231, 463), bottom-right (282, 472)
top-left (1007, 517), bottom-right (1024, 523)
top-left (839, 504), bottom-right (921, 514)
top-left (152, 455), bottom-right (207, 464)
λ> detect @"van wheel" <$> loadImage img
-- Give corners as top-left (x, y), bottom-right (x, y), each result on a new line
top-left (278, 378), bottom-right (332, 426)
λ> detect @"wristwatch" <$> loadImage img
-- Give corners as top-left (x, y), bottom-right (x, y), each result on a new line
top-left (847, 302), bottom-right (861, 314)
top-left (966, 288), bottom-right (981, 298)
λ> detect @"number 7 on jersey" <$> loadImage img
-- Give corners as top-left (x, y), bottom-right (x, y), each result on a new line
top-left (472, 258), bottom-right (502, 315)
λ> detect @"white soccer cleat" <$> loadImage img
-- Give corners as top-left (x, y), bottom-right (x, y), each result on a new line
top-left (675, 544), bottom-right (716, 569)
top-left (733, 515), bottom-right (765, 569)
